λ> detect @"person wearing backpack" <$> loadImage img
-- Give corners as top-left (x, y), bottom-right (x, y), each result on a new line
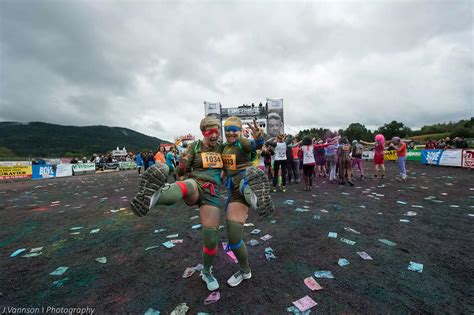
top-left (351, 140), bottom-right (364, 179)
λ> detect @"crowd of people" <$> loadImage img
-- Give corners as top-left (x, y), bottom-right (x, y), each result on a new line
top-left (424, 137), bottom-right (468, 149)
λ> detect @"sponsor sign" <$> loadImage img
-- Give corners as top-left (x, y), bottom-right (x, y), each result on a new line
top-left (0, 165), bottom-right (32, 180)
top-left (32, 165), bottom-right (56, 179)
top-left (362, 151), bottom-right (374, 160)
top-left (0, 161), bottom-right (32, 166)
top-left (406, 150), bottom-right (422, 161)
top-left (119, 161), bottom-right (137, 170)
top-left (438, 149), bottom-right (462, 167)
top-left (421, 149), bottom-right (442, 165)
top-left (462, 149), bottom-right (474, 169)
top-left (384, 150), bottom-right (397, 161)
top-left (56, 164), bottom-right (73, 177)
top-left (72, 163), bottom-right (96, 173)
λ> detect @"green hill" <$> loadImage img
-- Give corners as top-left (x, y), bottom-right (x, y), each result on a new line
top-left (0, 121), bottom-right (170, 158)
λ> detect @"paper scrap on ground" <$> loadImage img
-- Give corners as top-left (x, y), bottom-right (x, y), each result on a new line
top-left (70, 232), bottom-right (80, 235)
top-left (340, 238), bottom-right (356, 245)
top-left (295, 208), bottom-right (309, 212)
top-left (30, 247), bottom-right (43, 252)
top-left (10, 248), bottom-right (27, 257)
top-left (328, 232), bottom-right (337, 238)
top-left (190, 215), bottom-right (199, 220)
top-left (110, 209), bottom-right (120, 213)
top-left (397, 201), bottom-right (407, 205)
top-left (145, 245), bottom-right (160, 251)
top-left (411, 205), bottom-right (423, 208)
top-left (313, 215), bottom-right (320, 220)
top-left (404, 211), bottom-right (417, 216)
top-left (293, 295), bottom-right (317, 312)
top-left (378, 239), bottom-right (397, 246)
top-left (144, 308), bottom-right (161, 315)
top-left (182, 267), bottom-right (196, 278)
top-left (344, 227), bottom-right (361, 234)
top-left (357, 251), bottom-right (373, 260)
top-left (399, 219), bottom-right (410, 223)
top-left (154, 228), bottom-right (167, 233)
top-left (192, 224), bottom-right (202, 230)
top-left (244, 222), bottom-right (255, 227)
top-left (23, 252), bottom-right (43, 258)
top-left (304, 276), bottom-right (322, 291)
top-left (264, 247), bottom-right (276, 261)
top-left (50, 266), bottom-right (69, 276)
top-left (250, 229), bottom-right (261, 235)
top-left (162, 241), bottom-right (175, 249)
top-left (247, 239), bottom-right (259, 246)
top-left (408, 261), bottom-right (424, 273)
top-left (90, 229), bottom-right (100, 234)
top-left (195, 263), bottom-right (204, 271)
top-left (170, 303), bottom-right (189, 315)
top-left (270, 220), bottom-right (277, 224)
top-left (70, 227), bottom-right (83, 230)
top-left (260, 234), bottom-right (272, 241)
top-left (204, 291), bottom-right (220, 305)
top-left (338, 258), bottom-right (350, 267)
top-left (95, 257), bottom-right (107, 264)
top-left (221, 242), bottom-right (238, 263)
top-left (450, 205), bottom-right (460, 208)
top-left (52, 277), bottom-right (69, 288)
top-left (314, 271), bottom-right (334, 279)
top-left (171, 239), bottom-right (183, 244)
top-left (166, 234), bottom-right (179, 238)
top-left (287, 306), bottom-right (311, 315)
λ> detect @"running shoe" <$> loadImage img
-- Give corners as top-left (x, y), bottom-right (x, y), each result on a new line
top-left (227, 269), bottom-right (252, 287)
top-left (272, 187), bottom-right (277, 193)
top-left (348, 180), bottom-right (354, 186)
top-left (200, 267), bottom-right (219, 291)
top-left (281, 186), bottom-right (286, 192)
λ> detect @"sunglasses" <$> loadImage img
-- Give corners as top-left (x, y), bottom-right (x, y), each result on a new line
top-left (202, 128), bottom-right (220, 138)
top-left (224, 126), bottom-right (242, 132)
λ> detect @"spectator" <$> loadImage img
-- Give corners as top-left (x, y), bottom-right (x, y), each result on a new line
top-left (70, 157), bottom-right (78, 164)
top-left (154, 146), bottom-right (166, 164)
top-left (135, 151), bottom-right (144, 175)
top-left (147, 151), bottom-right (155, 168)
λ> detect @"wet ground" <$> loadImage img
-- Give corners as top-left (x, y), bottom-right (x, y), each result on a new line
top-left (1, 162), bottom-right (473, 314)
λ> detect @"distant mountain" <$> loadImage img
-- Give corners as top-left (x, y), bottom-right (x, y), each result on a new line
top-left (0, 121), bottom-right (170, 158)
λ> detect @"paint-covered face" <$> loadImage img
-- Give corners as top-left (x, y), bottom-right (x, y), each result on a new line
top-left (224, 125), bottom-right (242, 144)
top-left (202, 125), bottom-right (220, 146)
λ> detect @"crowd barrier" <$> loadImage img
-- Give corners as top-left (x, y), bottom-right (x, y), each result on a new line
top-left (0, 161), bottom-right (137, 180)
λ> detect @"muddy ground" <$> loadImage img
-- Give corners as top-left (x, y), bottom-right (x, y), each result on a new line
top-left (0, 161), bottom-right (473, 314)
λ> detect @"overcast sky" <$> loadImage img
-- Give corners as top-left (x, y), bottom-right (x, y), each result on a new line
top-left (1, 0), bottom-right (472, 141)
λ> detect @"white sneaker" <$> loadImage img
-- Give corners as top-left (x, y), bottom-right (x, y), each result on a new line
top-left (227, 269), bottom-right (252, 287)
top-left (200, 267), bottom-right (219, 291)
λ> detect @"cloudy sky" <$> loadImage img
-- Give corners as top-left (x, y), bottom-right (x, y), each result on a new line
top-left (1, 0), bottom-right (472, 141)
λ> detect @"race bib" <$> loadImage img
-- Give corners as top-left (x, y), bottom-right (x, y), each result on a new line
top-left (222, 154), bottom-right (237, 171)
top-left (201, 152), bottom-right (223, 169)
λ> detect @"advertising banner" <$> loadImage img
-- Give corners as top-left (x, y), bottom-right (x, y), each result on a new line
top-left (119, 161), bottom-right (137, 170)
top-left (0, 165), bottom-right (32, 180)
top-left (362, 151), bottom-right (374, 160)
top-left (406, 150), bottom-right (422, 161)
top-left (0, 161), bottom-right (32, 166)
top-left (32, 165), bottom-right (56, 179)
top-left (266, 98), bottom-right (284, 138)
top-left (56, 164), bottom-right (73, 177)
top-left (438, 150), bottom-right (463, 167)
top-left (104, 163), bottom-right (119, 170)
top-left (462, 149), bottom-right (474, 169)
top-left (421, 150), bottom-right (443, 165)
top-left (72, 163), bottom-right (96, 173)
top-left (384, 150), bottom-right (397, 161)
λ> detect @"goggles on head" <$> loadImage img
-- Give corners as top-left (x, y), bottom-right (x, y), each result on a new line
top-left (202, 128), bottom-right (220, 138)
top-left (224, 126), bottom-right (242, 133)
